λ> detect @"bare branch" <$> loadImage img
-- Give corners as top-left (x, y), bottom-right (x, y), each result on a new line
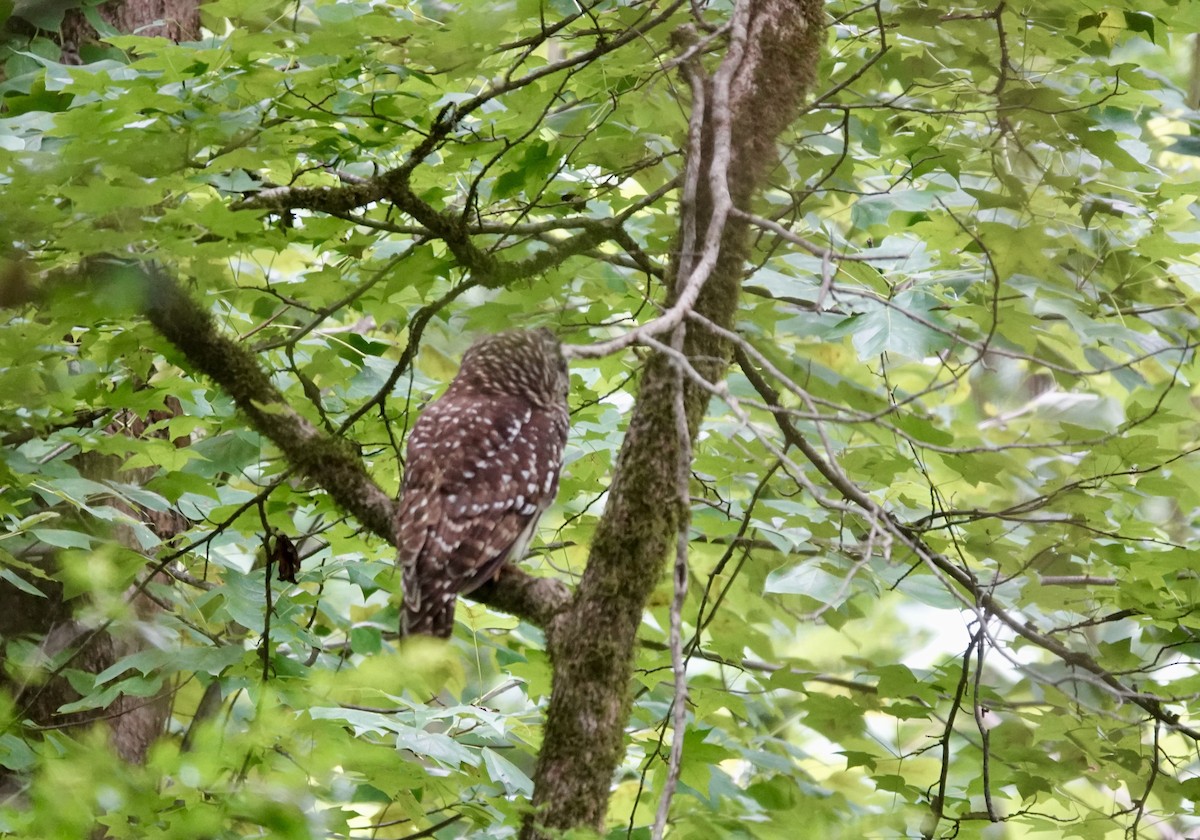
top-left (652, 322), bottom-right (695, 838)
top-left (736, 344), bottom-right (1200, 741)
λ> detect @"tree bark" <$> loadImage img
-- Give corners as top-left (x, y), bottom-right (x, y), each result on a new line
top-left (59, 0), bottom-right (199, 64)
top-left (524, 1), bottom-right (825, 835)
top-left (0, 0), bottom-right (200, 771)
top-left (0, 403), bottom-right (187, 768)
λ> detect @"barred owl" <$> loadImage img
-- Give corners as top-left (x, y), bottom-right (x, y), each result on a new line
top-left (396, 328), bottom-right (570, 637)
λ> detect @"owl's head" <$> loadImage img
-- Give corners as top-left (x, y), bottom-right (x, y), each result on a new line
top-left (454, 327), bottom-right (569, 406)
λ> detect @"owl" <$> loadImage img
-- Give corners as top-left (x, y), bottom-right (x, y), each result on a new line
top-left (395, 328), bottom-right (570, 637)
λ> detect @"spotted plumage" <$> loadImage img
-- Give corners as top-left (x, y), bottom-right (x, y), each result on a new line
top-left (395, 328), bottom-right (570, 637)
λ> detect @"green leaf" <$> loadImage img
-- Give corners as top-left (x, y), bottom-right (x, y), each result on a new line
top-left (3, 2), bottom-right (1200, 836)
top-left (764, 563), bottom-right (855, 609)
top-left (1122, 11), bottom-right (1155, 41)
top-left (29, 528), bottom-right (93, 549)
top-left (0, 567), bottom-right (46, 598)
top-left (482, 748), bottom-right (533, 795)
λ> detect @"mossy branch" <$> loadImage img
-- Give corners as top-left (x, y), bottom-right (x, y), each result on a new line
top-left (523, 1), bottom-right (827, 835)
top-left (236, 177), bottom-right (629, 289)
top-left (127, 261), bottom-right (398, 542)
top-left (86, 260), bottom-right (569, 629)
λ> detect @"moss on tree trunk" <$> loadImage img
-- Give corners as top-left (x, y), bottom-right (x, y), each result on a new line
top-left (525, 1), bottom-right (826, 835)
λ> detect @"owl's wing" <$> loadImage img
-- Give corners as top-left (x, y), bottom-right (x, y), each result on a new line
top-left (396, 392), bottom-right (567, 633)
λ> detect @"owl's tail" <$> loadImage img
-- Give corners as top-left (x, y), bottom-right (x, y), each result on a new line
top-left (401, 568), bottom-right (457, 638)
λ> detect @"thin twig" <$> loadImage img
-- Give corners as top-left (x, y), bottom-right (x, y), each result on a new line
top-left (575, 0), bottom-right (748, 361)
top-left (651, 326), bottom-right (694, 839)
top-left (971, 613), bottom-right (997, 822)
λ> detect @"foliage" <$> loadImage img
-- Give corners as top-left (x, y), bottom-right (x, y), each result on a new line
top-left (2, 0), bottom-right (1200, 838)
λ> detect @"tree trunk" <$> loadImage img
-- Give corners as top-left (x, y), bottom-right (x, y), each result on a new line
top-left (0, 0), bottom-right (202, 769)
top-left (1, 405), bottom-right (188, 766)
top-left (60, 0), bottom-right (199, 64)
top-left (525, 1), bottom-right (825, 835)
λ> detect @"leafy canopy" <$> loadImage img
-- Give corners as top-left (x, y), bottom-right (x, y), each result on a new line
top-left (3, 0), bottom-right (1200, 837)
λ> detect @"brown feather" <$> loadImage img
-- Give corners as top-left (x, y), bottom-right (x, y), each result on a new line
top-left (396, 329), bottom-right (569, 638)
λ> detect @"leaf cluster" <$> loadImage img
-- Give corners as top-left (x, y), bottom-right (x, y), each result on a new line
top-left (2, 0), bottom-right (1200, 837)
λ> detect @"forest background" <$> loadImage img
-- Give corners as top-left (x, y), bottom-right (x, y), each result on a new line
top-left (3, 1), bottom-right (1200, 838)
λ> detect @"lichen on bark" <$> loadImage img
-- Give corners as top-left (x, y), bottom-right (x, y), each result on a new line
top-left (525, 1), bottom-right (826, 836)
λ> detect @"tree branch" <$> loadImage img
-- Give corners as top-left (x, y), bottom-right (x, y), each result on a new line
top-left (125, 260), bottom-right (398, 542)
top-left (89, 259), bottom-right (568, 630)
top-left (735, 346), bottom-right (1200, 741)
top-left (524, 2), bottom-right (827, 835)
